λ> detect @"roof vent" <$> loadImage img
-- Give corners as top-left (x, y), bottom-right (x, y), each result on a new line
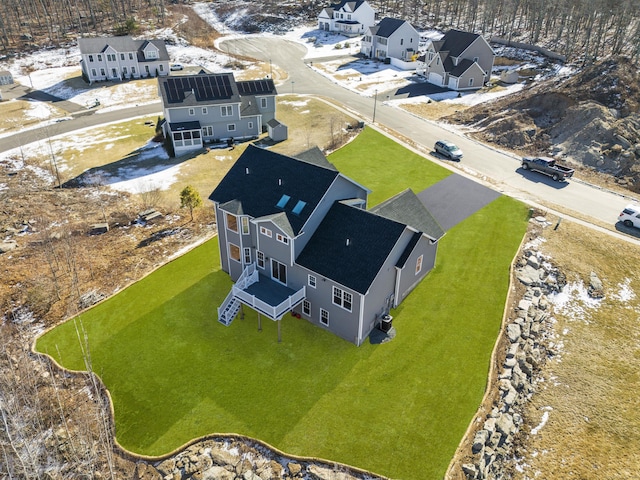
top-left (278, 178), bottom-right (282, 186)
top-left (245, 167), bottom-right (250, 174)
top-left (346, 238), bottom-right (350, 246)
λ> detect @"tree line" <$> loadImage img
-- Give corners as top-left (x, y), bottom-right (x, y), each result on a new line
top-left (371, 0), bottom-right (640, 63)
top-left (0, 0), bottom-right (638, 63)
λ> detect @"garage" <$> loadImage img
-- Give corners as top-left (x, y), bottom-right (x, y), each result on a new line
top-left (429, 72), bottom-right (443, 86)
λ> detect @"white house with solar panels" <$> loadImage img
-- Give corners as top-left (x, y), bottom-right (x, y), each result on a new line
top-left (158, 72), bottom-right (278, 156)
top-left (209, 145), bottom-right (445, 345)
top-left (78, 36), bottom-right (170, 84)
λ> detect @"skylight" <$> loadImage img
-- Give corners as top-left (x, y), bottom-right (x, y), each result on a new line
top-left (276, 194), bottom-right (291, 208)
top-left (292, 200), bottom-right (306, 215)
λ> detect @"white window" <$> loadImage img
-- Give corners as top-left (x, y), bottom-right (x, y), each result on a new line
top-left (88, 55), bottom-right (94, 62)
top-left (333, 286), bottom-right (352, 312)
top-left (227, 124), bottom-right (236, 132)
top-left (276, 233), bottom-right (289, 245)
top-left (97, 54), bottom-right (102, 61)
top-left (120, 53), bottom-right (125, 60)
top-left (303, 300), bottom-right (311, 316)
top-left (320, 308), bottom-right (329, 326)
top-left (188, 108), bottom-right (195, 116)
top-left (308, 275), bottom-right (316, 288)
top-left (202, 107), bottom-right (208, 115)
top-left (131, 67), bottom-right (136, 74)
top-left (107, 54), bottom-right (115, 61)
top-left (100, 68), bottom-right (106, 76)
top-left (248, 121), bottom-right (254, 130)
top-left (202, 126), bottom-right (213, 137)
top-left (416, 255), bottom-right (423, 275)
top-left (91, 68), bottom-right (97, 76)
top-left (146, 49), bottom-right (158, 59)
top-left (229, 243), bottom-right (240, 262)
top-left (468, 78), bottom-right (474, 87)
top-left (129, 53), bottom-right (134, 60)
top-left (260, 226), bottom-right (272, 237)
top-left (261, 97), bottom-right (267, 108)
top-left (226, 213), bottom-right (238, 232)
top-left (159, 64), bottom-right (164, 72)
top-left (243, 247), bottom-right (251, 264)
top-left (221, 105), bottom-right (232, 116)
top-left (241, 217), bottom-right (250, 235)
top-left (257, 251), bottom-right (265, 269)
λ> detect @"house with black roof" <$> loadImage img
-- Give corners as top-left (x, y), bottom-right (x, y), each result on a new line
top-left (317, 0), bottom-right (375, 36)
top-left (210, 144), bottom-right (445, 345)
top-left (361, 17), bottom-right (420, 63)
top-left (78, 36), bottom-right (170, 84)
top-left (158, 73), bottom-right (278, 156)
top-left (416, 29), bottom-right (495, 90)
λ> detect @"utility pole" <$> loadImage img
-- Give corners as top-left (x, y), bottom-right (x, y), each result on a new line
top-left (372, 89), bottom-right (378, 124)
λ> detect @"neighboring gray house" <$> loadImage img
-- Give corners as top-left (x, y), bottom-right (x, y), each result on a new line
top-left (158, 73), bottom-right (278, 156)
top-left (416, 29), bottom-right (495, 90)
top-left (78, 36), bottom-right (170, 84)
top-left (210, 145), bottom-right (445, 346)
top-left (0, 71), bottom-right (14, 85)
top-left (317, 0), bottom-right (375, 36)
top-left (360, 17), bottom-right (420, 62)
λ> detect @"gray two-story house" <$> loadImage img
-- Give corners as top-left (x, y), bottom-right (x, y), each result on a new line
top-left (78, 36), bottom-right (170, 84)
top-left (210, 145), bottom-right (445, 346)
top-left (360, 17), bottom-right (420, 62)
top-left (416, 29), bottom-right (495, 90)
top-left (158, 73), bottom-right (278, 156)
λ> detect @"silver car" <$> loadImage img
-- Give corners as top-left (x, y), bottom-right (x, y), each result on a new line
top-left (434, 140), bottom-right (463, 160)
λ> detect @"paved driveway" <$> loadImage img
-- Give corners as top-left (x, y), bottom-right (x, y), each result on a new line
top-left (417, 174), bottom-right (502, 231)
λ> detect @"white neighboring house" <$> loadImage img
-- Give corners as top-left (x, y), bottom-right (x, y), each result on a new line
top-left (416, 29), bottom-right (495, 91)
top-left (78, 36), bottom-right (170, 84)
top-left (317, 0), bottom-right (375, 37)
top-left (360, 17), bottom-right (420, 62)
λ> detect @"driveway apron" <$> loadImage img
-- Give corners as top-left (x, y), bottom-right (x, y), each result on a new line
top-left (417, 174), bottom-right (502, 231)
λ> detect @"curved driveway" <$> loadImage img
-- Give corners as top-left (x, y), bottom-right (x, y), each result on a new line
top-left (1, 35), bottom-right (636, 241)
top-left (224, 36), bottom-right (637, 240)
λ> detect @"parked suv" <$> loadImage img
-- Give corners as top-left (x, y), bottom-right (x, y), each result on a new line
top-left (619, 204), bottom-right (640, 228)
top-left (434, 140), bottom-right (463, 160)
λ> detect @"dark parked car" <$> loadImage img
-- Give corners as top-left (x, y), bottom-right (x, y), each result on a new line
top-left (434, 140), bottom-right (463, 160)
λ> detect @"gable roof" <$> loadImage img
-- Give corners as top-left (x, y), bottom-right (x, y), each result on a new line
top-left (374, 17), bottom-right (409, 38)
top-left (436, 29), bottom-right (482, 57)
top-left (328, 0), bottom-right (367, 12)
top-left (294, 146), bottom-right (338, 171)
top-left (158, 73), bottom-right (241, 107)
top-left (236, 79), bottom-right (277, 96)
top-left (370, 189), bottom-right (445, 241)
top-left (209, 144), bottom-right (340, 236)
top-left (449, 58), bottom-right (479, 77)
top-left (296, 201), bottom-right (407, 294)
top-left (78, 36), bottom-right (169, 61)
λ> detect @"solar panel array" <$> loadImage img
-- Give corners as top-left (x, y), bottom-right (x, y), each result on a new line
top-left (237, 79), bottom-right (275, 95)
top-left (163, 74), bottom-right (235, 104)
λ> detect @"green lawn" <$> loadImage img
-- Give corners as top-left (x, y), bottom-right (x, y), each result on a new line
top-left (36, 129), bottom-right (528, 479)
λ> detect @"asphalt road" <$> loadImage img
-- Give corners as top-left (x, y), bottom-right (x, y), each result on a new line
top-left (222, 36), bottom-right (637, 236)
top-left (1, 35), bottom-right (636, 241)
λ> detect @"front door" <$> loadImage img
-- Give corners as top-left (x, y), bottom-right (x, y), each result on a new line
top-left (271, 259), bottom-right (287, 285)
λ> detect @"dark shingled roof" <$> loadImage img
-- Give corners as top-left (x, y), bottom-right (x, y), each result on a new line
top-left (395, 231), bottom-right (421, 268)
top-left (210, 144), bottom-right (340, 236)
top-left (294, 146), bottom-right (338, 171)
top-left (374, 17), bottom-right (407, 38)
top-left (78, 36), bottom-right (169, 61)
top-left (436, 29), bottom-right (481, 57)
top-left (449, 58), bottom-right (477, 77)
top-left (328, 0), bottom-right (367, 11)
top-left (296, 201), bottom-right (406, 294)
top-left (370, 189), bottom-right (445, 240)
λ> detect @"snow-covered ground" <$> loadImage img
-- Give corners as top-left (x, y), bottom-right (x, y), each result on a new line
top-left (0, 2), bottom-right (549, 193)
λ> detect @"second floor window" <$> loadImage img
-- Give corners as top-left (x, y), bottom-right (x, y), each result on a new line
top-left (308, 275), bottom-right (316, 288)
top-left (276, 233), bottom-right (289, 245)
top-left (226, 213), bottom-right (238, 232)
top-left (88, 55), bottom-right (94, 62)
top-left (188, 108), bottom-right (195, 116)
top-left (333, 286), bottom-right (352, 312)
top-left (221, 105), bottom-right (232, 116)
top-left (129, 53), bottom-right (134, 60)
top-left (260, 226), bottom-right (272, 237)
top-left (416, 255), bottom-right (423, 275)
top-left (257, 251), bottom-right (265, 269)
top-left (241, 217), bottom-right (250, 234)
top-left (261, 98), bottom-right (267, 108)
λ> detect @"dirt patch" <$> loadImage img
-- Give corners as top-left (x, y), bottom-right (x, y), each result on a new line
top-left (446, 56), bottom-right (640, 192)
